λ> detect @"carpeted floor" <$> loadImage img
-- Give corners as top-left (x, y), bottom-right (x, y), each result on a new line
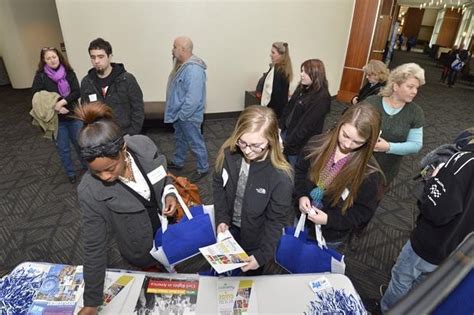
top-left (0, 50), bottom-right (473, 309)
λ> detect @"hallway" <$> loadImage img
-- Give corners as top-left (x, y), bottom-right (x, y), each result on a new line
top-left (0, 50), bottom-right (473, 307)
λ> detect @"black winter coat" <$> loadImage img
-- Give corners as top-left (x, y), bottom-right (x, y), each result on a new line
top-left (213, 149), bottom-right (293, 266)
top-left (280, 86), bottom-right (331, 156)
top-left (31, 69), bottom-right (80, 121)
top-left (352, 81), bottom-right (385, 104)
top-left (267, 67), bottom-right (290, 120)
top-left (80, 63), bottom-right (144, 135)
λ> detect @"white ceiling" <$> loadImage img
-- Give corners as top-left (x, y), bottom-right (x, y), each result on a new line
top-left (397, 0), bottom-right (473, 8)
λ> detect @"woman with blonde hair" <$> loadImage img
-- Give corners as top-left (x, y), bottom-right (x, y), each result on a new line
top-left (295, 103), bottom-right (384, 248)
top-left (213, 105), bottom-right (293, 274)
top-left (366, 62), bottom-right (425, 185)
top-left (256, 42), bottom-right (293, 119)
top-left (351, 59), bottom-right (389, 105)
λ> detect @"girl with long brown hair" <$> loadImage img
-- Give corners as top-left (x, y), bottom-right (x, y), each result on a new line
top-left (295, 103), bottom-right (383, 248)
top-left (213, 105), bottom-right (293, 274)
top-left (279, 58), bottom-right (331, 166)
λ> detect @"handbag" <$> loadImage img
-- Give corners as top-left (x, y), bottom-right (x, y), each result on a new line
top-left (451, 54), bottom-right (465, 71)
top-left (150, 187), bottom-right (216, 272)
top-left (168, 172), bottom-right (202, 222)
top-left (275, 214), bottom-right (346, 274)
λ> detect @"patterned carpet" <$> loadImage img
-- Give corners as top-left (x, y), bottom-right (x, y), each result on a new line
top-left (0, 51), bottom-right (473, 309)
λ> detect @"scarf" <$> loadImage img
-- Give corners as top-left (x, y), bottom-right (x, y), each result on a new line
top-left (44, 64), bottom-right (71, 97)
top-left (310, 150), bottom-right (352, 209)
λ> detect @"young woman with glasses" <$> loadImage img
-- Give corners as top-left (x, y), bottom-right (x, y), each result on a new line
top-left (213, 105), bottom-right (293, 274)
top-left (32, 47), bottom-right (86, 183)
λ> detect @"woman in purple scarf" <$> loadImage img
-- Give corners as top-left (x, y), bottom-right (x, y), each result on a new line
top-left (32, 47), bottom-right (86, 183)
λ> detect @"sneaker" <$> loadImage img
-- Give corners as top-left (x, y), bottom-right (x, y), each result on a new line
top-left (379, 284), bottom-right (388, 298)
top-left (167, 161), bottom-right (183, 170)
top-left (189, 171), bottom-right (209, 182)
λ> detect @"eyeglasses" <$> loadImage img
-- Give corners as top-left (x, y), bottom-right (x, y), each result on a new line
top-left (236, 138), bottom-right (268, 153)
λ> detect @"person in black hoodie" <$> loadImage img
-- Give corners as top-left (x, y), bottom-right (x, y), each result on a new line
top-left (380, 131), bottom-right (474, 312)
top-left (80, 38), bottom-right (144, 135)
top-left (279, 59), bottom-right (331, 166)
top-left (351, 60), bottom-right (389, 105)
top-left (32, 47), bottom-right (86, 183)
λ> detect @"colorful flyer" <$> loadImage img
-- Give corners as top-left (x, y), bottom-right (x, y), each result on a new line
top-left (217, 279), bottom-right (254, 315)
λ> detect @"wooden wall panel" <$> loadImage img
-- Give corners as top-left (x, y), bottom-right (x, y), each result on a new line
top-left (403, 8), bottom-right (424, 38)
top-left (337, 0), bottom-right (396, 103)
top-left (436, 10), bottom-right (462, 47)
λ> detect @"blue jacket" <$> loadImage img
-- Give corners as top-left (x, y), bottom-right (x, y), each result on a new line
top-left (165, 55), bottom-right (207, 123)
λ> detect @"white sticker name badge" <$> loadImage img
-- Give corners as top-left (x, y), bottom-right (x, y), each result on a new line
top-left (309, 276), bottom-right (332, 293)
top-left (89, 94), bottom-right (98, 102)
top-left (147, 165), bottom-right (166, 185)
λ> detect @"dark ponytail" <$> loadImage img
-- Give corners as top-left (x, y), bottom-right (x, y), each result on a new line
top-left (74, 102), bottom-right (124, 162)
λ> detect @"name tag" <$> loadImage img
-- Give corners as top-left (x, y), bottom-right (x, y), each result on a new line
top-left (147, 165), bottom-right (166, 185)
top-left (89, 94), bottom-right (97, 102)
top-left (222, 168), bottom-right (229, 187)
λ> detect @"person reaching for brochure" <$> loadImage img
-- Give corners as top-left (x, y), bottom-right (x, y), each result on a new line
top-left (75, 102), bottom-right (177, 315)
top-left (213, 105), bottom-right (293, 274)
top-left (294, 103), bottom-right (384, 249)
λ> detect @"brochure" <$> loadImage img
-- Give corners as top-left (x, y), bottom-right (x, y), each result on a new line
top-left (199, 230), bottom-right (249, 274)
top-left (133, 275), bottom-right (199, 315)
top-left (28, 264), bottom-right (84, 315)
top-left (217, 279), bottom-right (255, 315)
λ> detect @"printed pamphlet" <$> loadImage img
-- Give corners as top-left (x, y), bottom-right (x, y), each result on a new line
top-left (199, 230), bottom-right (249, 274)
top-left (133, 275), bottom-right (199, 315)
top-left (28, 264), bottom-right (84, 315)
top-left (217, 279), bottom-right (254, 315)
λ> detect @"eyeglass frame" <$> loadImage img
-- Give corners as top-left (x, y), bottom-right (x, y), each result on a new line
top-left (236, 138), bottom-right (269, 153)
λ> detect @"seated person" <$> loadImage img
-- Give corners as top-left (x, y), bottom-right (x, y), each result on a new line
top-left (295, 103), bottom-right (384, 248)
top-left (75, 102), bottom-right (177, 315)
top-left (351, 60), bottom-right (389, 105)
top-left (213, 105), bottom-right (293, 274)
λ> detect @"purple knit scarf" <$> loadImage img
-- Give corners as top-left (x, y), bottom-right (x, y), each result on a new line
top-left (44, 64), bottom-right (70, 97)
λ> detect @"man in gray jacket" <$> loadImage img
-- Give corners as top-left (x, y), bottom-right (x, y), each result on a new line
top-left (81, 38), bottom-right (144, 135)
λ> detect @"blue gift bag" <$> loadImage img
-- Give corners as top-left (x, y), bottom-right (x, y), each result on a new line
top-left (275, 214), bottom-right (345, 274)
top-left (150, 186), bottom-right (216, 271)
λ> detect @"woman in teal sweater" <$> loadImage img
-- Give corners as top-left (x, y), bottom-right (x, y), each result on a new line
top-left (366, 63), bottom-right (425, 186)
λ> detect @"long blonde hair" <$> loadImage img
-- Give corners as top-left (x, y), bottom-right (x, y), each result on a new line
top-left (306, 102), bottom-right (382, 213)
top-left (272, 42), bottom-right (293, 82)
top-left (215, 106), bottom-right (292, 178)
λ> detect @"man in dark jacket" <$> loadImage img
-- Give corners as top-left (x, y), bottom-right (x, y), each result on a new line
top-left (446, 43), bottom-right (470, 88)
top-left (380, 135), bottom-right (474, 312)
top-left (80, 38), bottom-right (144, 135)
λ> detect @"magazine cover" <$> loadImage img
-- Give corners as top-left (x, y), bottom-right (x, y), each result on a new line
top-left (217, 279), bottom-right (257, 315)
top-left (133, 275), bottom-right (199, 315)
top-left (199, 231), bottom-right (249, 274)
top-left (28, 264), bottom-right (84, 315)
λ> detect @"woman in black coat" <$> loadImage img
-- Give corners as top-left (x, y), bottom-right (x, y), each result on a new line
top-left (279, 59), bottom-right (331, 166)
top-left (257, 42), bottom-right (293, 120)
top-left (351, 59), bottom-right (389, 105)
top-left (31, 47), bottom-right (86, 183)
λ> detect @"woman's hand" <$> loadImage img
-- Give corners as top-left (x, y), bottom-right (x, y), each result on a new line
top-left (78, 306), bottom-right (98, 315)
top-left (374, 137), bottom-right (390, 152)
top-left (217, 223), bottom-right (229, 233)
top-left (307, 208), bottom-right (328, 225)
top-left (162, 195), bottom-right (177, 217)
top-left (54, 99), bottom-right (67, 111)
top-left (241, 255), bottom-right (259, 272)
top-left (58, 107), bottom-right (70, 114)
top-left (298, 196), bottom-right (312, 214)
top-left (351, 96), bottom-right (358, 105)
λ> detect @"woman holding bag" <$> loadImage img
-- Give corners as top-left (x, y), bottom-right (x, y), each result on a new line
top-left (31, 47), bottom-right (86, 183)
top-left (75, 102), bottom-right (177, 315)
top-left (294, 103), bottom-right (384, 249)
top-left (213, 105), bottom-right (293, 274)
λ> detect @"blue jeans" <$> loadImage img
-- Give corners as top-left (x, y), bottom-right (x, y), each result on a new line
top-left (55, 119), bottom-right (86, 177)
top-left (172, 120), bottom-right (209, 173)
top-left (381, 240), bottom-right (437, 312)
